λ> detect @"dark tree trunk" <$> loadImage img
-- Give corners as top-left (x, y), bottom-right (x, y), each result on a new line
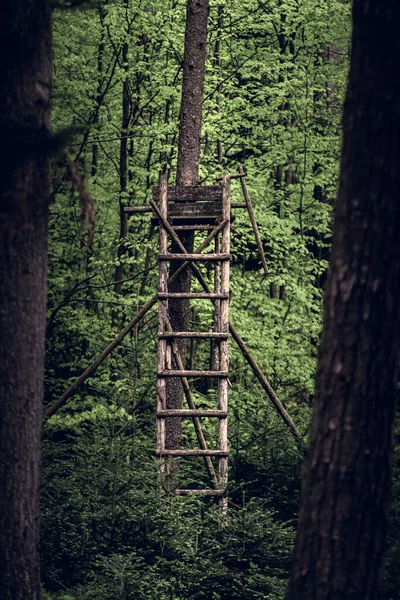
top-left (287, 2), bottom-right (400, 599)
top-left (0, 1), bottom-right (52, 599)
top-left (165, 0), bottom-right (209, 450)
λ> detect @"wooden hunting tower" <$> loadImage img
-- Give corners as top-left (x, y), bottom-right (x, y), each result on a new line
top-left (152, 174), bottom-right (232, 501)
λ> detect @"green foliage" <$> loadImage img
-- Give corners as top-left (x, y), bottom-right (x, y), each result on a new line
top-left (43, 0), bottom-right (355, 597)
top-left (41, 409), bottom-right (297, 599)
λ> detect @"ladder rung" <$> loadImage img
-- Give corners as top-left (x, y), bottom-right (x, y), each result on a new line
top-left (159, 253), bottom-right (231, 261)
top-left (158, 292), bottom-right (229, 300)
top-left (158, 331), bottom-right (228, 339)
top-left (156, 449), bottom-right (229, 456)
top-left (158, 370), bottom-right (229, 378)
top-left (151, 218), bottom-right (236, 228)
top-left (157, 410), bottom-right (228, 418)
top-left (172, 225), bottom-right (218, 231)
top-left (174, 489), bottom-right (224, 496)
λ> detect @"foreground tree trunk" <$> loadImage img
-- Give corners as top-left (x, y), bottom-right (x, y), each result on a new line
top-left (165, 0), bottom-right (209, 450)
top-left (0, 1), bottom-right (52, 598)
top-left (287, 2), bottom-right (400, 599)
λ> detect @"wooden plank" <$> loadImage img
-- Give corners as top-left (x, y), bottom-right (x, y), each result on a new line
top-left (216, 172), bottom-right (245, 181)
top-left (174, 489), bottom-right (224, 496)
top-left (152, 185), bottom-right (222, 203)
top-left (171, 225), bottom-right (218, 231)
top-left (156, 174), bottom-right (168, 471)
top-left (156, 449), bottom-right (228, 457)
top-left (159, 253), bottom-right (231, 261)
top-left (124, 202), bottom-right (246, 215)
top-left (159, 331), bottom-right (228, 339)
top-left (157, 410), bottom-right (228, 417)
top-left (158, 292), bottom-right (229, 299)
top-left (159, 370), bottom-right (229, 378)
top-left (167, 202), bottom-right (221, 218)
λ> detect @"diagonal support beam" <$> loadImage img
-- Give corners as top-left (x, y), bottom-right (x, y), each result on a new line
top-left (238, 166), bottom-right (268, 276)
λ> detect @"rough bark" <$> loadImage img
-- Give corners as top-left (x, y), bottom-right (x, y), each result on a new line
top-left (166, 0), bottom-right (209, 450)
top-left (287, 2), bottom-right (400, 599)
top-left (0, 1), bottom-right (52, 598)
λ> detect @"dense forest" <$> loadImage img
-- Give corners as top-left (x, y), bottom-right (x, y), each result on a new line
top-left (2, 0), bottom-right (400, 598)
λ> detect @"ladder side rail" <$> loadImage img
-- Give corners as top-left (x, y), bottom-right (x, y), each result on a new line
top-left (218, 175), bottom-right (231, 501)
top-left (156, 174), bottom-right (168, 473)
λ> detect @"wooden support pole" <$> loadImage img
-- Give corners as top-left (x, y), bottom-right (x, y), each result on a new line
top-left (156, 174), bottom-right (168, 470)
top-left (239, 166), bottom-right (268, 276)
top-left (218, 175), bottom-right (230, 508)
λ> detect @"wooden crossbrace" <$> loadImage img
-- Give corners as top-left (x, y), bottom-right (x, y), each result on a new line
top-left (159, 253), bottom-right (231, 261)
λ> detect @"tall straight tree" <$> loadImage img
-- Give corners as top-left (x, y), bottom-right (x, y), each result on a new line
top-left (0, 1), bottom-right (52, 598)
top-left (165, 0), bottom-right (209, 451)
top-left (287, 2), bottom-right (400, 599)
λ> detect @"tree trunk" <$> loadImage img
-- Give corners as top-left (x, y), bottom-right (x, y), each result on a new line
top-left (287, 2), bottom-right (400, 599)
top-left (0, 1), bottom-right (52, 598)
top-left (165, 0), bottom-right (209, 451)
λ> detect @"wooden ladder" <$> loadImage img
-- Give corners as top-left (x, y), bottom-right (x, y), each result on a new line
top-left (154, 174), bottom-right (231, 503)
